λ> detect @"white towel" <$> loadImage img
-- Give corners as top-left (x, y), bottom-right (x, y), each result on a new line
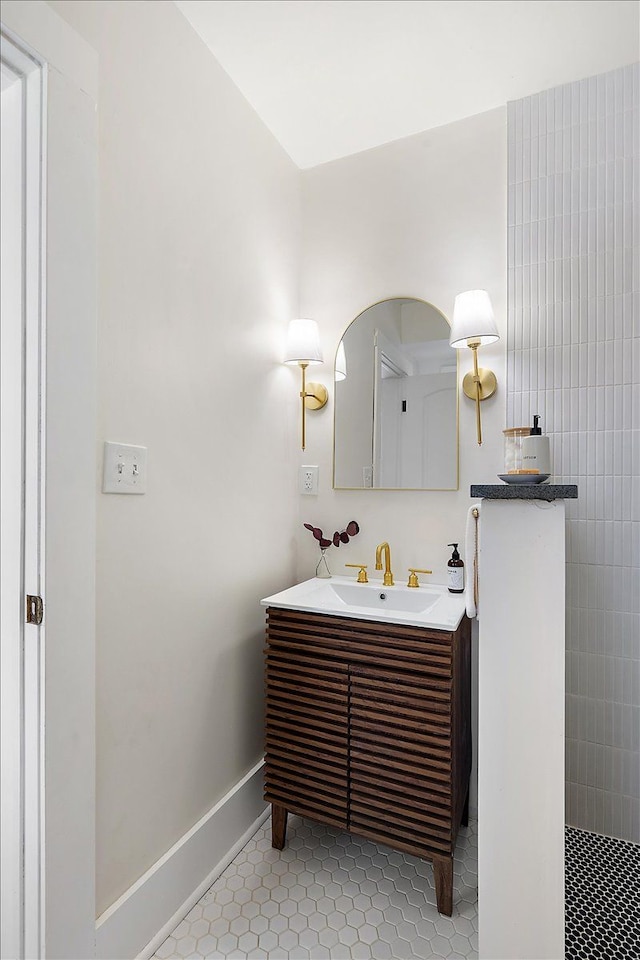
top-left (465, 503), bottom-right (480, 619)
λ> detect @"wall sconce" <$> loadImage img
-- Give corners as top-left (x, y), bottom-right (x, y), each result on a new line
top-left (449, 290), bottom-right (500, 446)
top-left (284, 318), bottom-right (328, 451)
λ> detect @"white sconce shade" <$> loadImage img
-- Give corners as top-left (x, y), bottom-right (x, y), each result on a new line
top-left (284, 318), bottom-right (324, 365)
top-left (283, 317), bottom-right (327, 451)
top-left (335, 341), bottom-right (347, 381)
top-left (449, 290), bottom-right (500, 348)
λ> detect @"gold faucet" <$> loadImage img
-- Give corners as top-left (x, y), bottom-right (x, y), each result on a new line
top-left (375, 542), bottom-right (394, 586)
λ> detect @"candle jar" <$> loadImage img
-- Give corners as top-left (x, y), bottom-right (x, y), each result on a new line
top-left (503, 427), bottom-right (536, 474)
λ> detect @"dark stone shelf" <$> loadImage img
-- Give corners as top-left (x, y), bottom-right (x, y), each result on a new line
top-left (470, 484), bottom-right (578, 501)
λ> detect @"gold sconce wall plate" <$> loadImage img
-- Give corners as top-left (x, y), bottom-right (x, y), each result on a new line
top-left (462, 368), bottom-right (497, 401)
top-left (304, 383), bottom-right (328, 410)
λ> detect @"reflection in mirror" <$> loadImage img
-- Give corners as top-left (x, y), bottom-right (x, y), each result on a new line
top-left (333, 298), bottom-right (458, 490)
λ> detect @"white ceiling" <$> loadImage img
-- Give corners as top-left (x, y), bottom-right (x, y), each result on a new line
top-left (175, 0), bottom-right (639, 169)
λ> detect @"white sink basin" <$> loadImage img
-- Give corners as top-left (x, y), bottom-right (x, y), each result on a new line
top-left (329, 581), bottom-right (439, 614)
top-left (262, 576), bottom-right (466, 631)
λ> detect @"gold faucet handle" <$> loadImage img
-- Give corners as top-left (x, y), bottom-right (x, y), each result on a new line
top-left (345, 563), bottom-right (368, 583)
top-left (407, 568), bottom-right (432, 588)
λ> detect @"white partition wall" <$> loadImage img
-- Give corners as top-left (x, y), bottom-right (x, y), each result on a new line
top-left (478, 498), bottom-right (566, 960)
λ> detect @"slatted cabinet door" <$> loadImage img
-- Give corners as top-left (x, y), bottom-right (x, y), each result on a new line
top-left (349, 666), bottom-right (453, 857)
top-left (264, 638), bottom-right (349, 830)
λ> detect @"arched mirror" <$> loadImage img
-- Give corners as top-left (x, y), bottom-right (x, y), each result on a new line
top-left (333, 298), bottom-right (458, 490)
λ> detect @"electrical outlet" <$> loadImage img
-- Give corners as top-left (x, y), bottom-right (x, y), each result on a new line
top-left (300, 464), bottom-right (319, 495)
top-left (363, 466), bottom-right (373, 488)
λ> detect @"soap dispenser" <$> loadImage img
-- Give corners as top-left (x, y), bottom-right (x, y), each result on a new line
top-left (447, 543), bottom-right (464, 594)
top-left (522, 414), bottom-right (551, 475)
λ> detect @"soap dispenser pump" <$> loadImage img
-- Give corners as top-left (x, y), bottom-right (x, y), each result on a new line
top-left (522, 414), bottom-right (551, 475)
top-left (447, 543), bottom-right (464, 594)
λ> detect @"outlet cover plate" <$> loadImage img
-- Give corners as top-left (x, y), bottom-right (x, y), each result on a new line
top-left (300, 464), bottom-right (319, 495)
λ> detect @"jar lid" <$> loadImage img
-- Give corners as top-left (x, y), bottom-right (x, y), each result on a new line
top-left (503, 427), bottom-right (530, 436)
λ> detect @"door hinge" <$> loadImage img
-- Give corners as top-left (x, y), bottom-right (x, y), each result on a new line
top-left (26, 595), bottom-right (44, 625)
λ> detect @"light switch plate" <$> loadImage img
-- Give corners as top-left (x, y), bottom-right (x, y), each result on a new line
top-left (103, 441), bottom-right (147, 494)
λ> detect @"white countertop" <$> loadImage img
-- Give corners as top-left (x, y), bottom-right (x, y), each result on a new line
top-left (261, 576), bottom-right (466, 631)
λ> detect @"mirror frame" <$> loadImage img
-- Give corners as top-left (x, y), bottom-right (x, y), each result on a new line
top-left (332, 296), bottom-right (459, 492)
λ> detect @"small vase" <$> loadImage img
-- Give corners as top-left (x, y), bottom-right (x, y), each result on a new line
top-left (315, 549), bottom-right (331, 579)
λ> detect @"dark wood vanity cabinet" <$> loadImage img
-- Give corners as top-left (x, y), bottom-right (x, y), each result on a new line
top-left (264, 607), bottom-right (471, 916)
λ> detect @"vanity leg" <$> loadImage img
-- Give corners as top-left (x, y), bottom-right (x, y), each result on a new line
top-left (461, 788), bottom-right (470, 827)
top-left (271, 803), bottom-right (288, 850)
top-left (433, 855), bottom-right (453, 916)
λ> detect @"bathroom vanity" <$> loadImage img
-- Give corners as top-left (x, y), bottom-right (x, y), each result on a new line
top-left (261, 578), bottom-right (470, 916)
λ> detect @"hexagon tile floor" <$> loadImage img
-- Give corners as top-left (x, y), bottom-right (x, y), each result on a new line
top-left (153, 814), bottom-right (478, 960)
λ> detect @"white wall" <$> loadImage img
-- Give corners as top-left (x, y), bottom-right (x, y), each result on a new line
top-left (298, 109), bottom-right (508, 809)
top-left (48, 0), bottom-right (301, 917)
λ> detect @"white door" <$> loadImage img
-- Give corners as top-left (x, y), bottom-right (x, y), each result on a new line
top-left (1, 33), bottom-right (45, 960)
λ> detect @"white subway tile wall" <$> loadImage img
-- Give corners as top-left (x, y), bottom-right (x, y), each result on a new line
top-left (507, 63), bottom-right (640, 843)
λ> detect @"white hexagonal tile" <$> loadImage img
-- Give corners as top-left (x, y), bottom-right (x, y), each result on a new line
top-left (279, 898), bottom-right (297, 917)
top-left (352, 943), bottom-right (372, 960)
top-left (299, 927), bottom-right (319, 949)
top-left (334, 895), bottom-right (353, 914)
top-left (396, 919), bottom-right (418, 942)
top-left (215, 888), bottom-right (233, 906)
top-left (249, 915), bottom-right (269, 936)
top-left (308, 946), bottom-right (331, 960)
top-left (308, 911), bottom-right (328, 932)
top-left (370, 939), bottom-right (393, 959)
top-left (257, 930), bottom-right (278, 952)
top-left (358, 922), bottom-right (379, 945)
top-left (221, 902), bottom-right (241, 921)
top-left (337, 925), bottom-right (359, 946)
top-left (188, 919), bottom-right (209, 940)
top-left (195, 933), bottom-right (217, 956)
top-left (208, 916), bottom-right (229, 939)
top-left (240, 899), bottom-right (260, 920)
top-left (318, 926), bottom-right (340, 949)
top-left (216, 932), bottom-right (238, 953)
top-left (278, 929), bottom-right (299, 950)
top-left (288, 912), bottom-right (308, 934)
top-left (229, 915), bottom-right (250, 937)
top-left (430, 934), bottom-right (453, 958)
top-left (259, 899), bottom-right (279, 919)
top-left (153, 813), bottom-right (480, 960)
top-left (298, 897), bottom-right (317, 916)
top-left (237, 930), bottom-right (258, 954)
top-left (173, 935), bottom-right (196, 958)
top-left (268, 913), bottom-right (288, 935)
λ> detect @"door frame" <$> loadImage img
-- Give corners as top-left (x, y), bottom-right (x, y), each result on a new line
top-left (1, 3), bottom-right (98, 955)
top-left (0, 31), bottom-right (46, 960)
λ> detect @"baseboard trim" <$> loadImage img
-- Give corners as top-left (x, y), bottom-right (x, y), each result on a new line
top-left (95, 759), bottom-right (268, 960)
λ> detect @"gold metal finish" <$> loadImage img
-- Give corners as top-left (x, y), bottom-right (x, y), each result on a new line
top-left (461, 340), bottom-right (497, 446)
top-left (298, 362), bottom-right (328, 451)
top-left (345, 563), bottom-right (368, 583)
top-left (407, 568), bottom-right (433, 588)
top-left (375, 542), bottom-right (394, 586)
top-left (304, 383), bottom-right (329, 410)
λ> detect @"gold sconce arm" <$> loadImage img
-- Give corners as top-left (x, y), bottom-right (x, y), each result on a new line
top-left (461, 339), bottom-right (497, 446)
top-left (298, 362), bottom-right (328, 451)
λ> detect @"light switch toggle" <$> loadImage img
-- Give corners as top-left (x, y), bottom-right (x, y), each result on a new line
top-left (103, 442), bottom-right (147, 494)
